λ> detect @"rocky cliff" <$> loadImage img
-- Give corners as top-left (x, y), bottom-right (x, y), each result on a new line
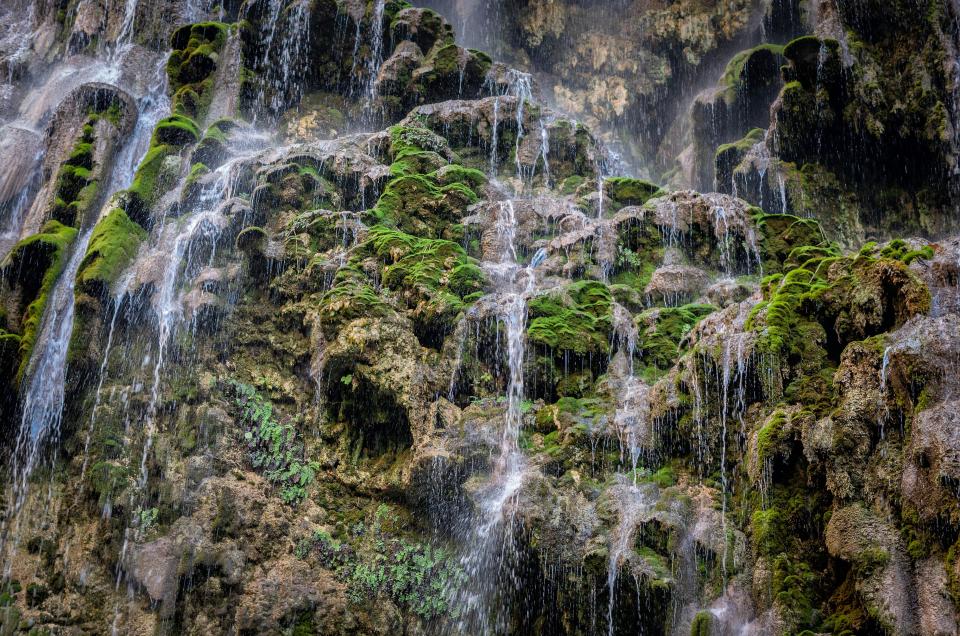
top-left (0, 1), bottom-right (958, 635)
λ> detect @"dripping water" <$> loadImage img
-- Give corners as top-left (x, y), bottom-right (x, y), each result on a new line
top-left (453, 199), bottom-right (536, 634)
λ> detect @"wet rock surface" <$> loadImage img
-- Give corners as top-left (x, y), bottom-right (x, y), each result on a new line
top-left (0, 1), bottom-right (957, 635)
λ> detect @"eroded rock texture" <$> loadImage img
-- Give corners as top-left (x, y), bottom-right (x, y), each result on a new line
top-left (0, 1), bottom-right (957, 635)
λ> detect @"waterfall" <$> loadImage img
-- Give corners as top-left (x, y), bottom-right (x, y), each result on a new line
top-left (454, 199), bottom-right (535, 633)
top-left (0, 147), bottom-right (43, 260)
top-left (489, 96), bottom-right (500, 176)
top-left (606, 483), bottom-right (656, 636)
top-left (0, 41), bottom-right (169, 568)
top-left (363, 0), bottom-right (387, 115)
top-left (6, 226), bottom-right (91, 516)
top-left (137, 190), bottom-right (229, 488)
top-left (485, 69), bottom-right (547, 183)
top-left (80, 274), bottom-right (132, 482)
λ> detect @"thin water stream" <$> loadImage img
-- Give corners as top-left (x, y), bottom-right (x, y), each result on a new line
top-left (454, 198), bottom-right (537, 633)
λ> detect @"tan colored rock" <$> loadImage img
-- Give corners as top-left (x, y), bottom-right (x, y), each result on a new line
top-left (825, 505), bottom-right (919, 634)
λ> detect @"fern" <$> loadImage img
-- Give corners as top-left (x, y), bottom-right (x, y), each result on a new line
top-left (224, 379), bottom-right (318, 505)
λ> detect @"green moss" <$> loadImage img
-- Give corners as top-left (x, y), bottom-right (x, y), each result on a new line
top-left (527, 281), bottom-right (612, 355)
top-left (434, 164), bottom-right (487, 189)
top-left (0, 331), bottom-right (22, 390)
top-left (636, 304), bottom-right (716, 372)
top-left (372, 170), bottom-right (478, 238)
top-left (782, 36), bottom-right (841, 91)
top-left (193, 120), bottom-right (236, 166)
top-left (720, 44), bottom-right (785, 102)
top-left (560, 175), bottom-right (586, 195)
top-left (771, 554), bottom-right (819, 627)
top-left (752, 507), bottom-right (787, 556)
top-left (715, 128), bottom-right (766, 186)
top-left (363, 225), bottom-right (485, 334)
top-left (76, 209), bottom-right (147, 294)
top-left (604, 177), bottom-right (663, 208)
top-left (389, 125), bottom-right (449, 161)
top-left (2, 221), bottom-right (79, 382)
top-left (650, 466), bottom-right (677, 488)
top-left (947, 539), bottom-right (960, 606)
top-left (878, 238), bottom-right (935, 264)
top-left (126, 143), bottom-right (176, 219)
top-left (50, 121), bottom-right (100, 227)
top-left (87, 459), bottom-right (131, 508)
top-left (427, 44), bottom-right (478, 78)
top-left (754, 212), bottom-right (832, 274)
top-left (184, 161), bottom-right (209, 190)
top-left (690, 611), bottom-right (713, 636)
top-left (716, 127), bottom-right (765, 158)
top-left (167, 22), bottom-right (228, 118)
top-left (756, 408), bottom-right (798, 465)
top-left (153, 115), bottom-right (200, 147)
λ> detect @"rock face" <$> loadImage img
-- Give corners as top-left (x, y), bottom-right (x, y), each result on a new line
top-left (426, 0), bottom-right (960, 249)
top-left (0, 1), bottom-right (958, 635)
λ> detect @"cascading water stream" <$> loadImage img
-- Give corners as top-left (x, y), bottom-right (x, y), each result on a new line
top-left (454, 199), bottom-right (536, 634)
top-left (606, 482), bottom-right (656, 636)
top-left (363, 0), bottom-right (387, 112)
top-left (114, 0), bottom-right (142, 53)
top-left (484, 69), bottom-right (550, 184)
top-left (80, 273), bottom-right (133, 482)
top-left (0, 148), bottom-right (43, 260)
top-left (0, 37), bottom-right (170, 569)
top-left (130, 149), bottom-right (262, 490)
top-left (104, 150), bottom-right (266, 631)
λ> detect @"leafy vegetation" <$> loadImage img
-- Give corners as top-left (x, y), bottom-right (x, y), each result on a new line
top-left (225, 380), bottom-right (319, 504)
top-left (296, 506), bottom-right (464, 620)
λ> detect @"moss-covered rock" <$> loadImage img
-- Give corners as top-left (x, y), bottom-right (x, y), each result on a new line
top-left (604, 177), bottom-right (663, 209)
top-left (0, 221), bottom-right (79, 382)
top-left (50, 122), bottom-right (99, 227)
top-left (370, 125), bottom-right (483, 237)
top-left (76, 208), bottom-right (146, 295)
top-left (124, 142), bottom-right (178, 223)
top-left (528, 280), bottom-right (612, 356)
top-left (748, 241), bottom-right (931, 363)
top-left (366, 225), bottom-right (485, 343)
top-left (635, 304), bottom-right (716, 377)
top-left (153, 115), bottom-right (200, 147)
top-left (167, 22), bottom-right (228, 119)
top-left (412, 44), bottom-right (492, 104)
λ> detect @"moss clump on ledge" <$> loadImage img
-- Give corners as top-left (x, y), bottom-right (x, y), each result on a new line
top-left (192, 118), bottom-right (237, 167)
top-left (528, 280), bottom-right (613, 355)
top-left (153, 115), bottom-right (200, 147)
top-left (318, 267), bottom-right (395, 338)
top-left (747, 240), bottom-right (932, 360)
top-left (0, 221), bottom-right (79, 382)
top-left (367, 224), bottom-right (485, 338)
top-left (413, 44), bottom-right (493, 103)
top-left (715, 128), bottom-right (765, 188)
top-left (167, 22), bottom-right (229, 119)
top-left (636, 304), bottom-right (716, 375)
top-left (371, 126), bottom-right (483, 238)
top-left (604, 177), bottom-right (664, 209)
top-left (754, 212), bottom-right (833, 275)
top-left (782, 36), bottom-right (841, 92)
top-left (50, 122), bottom-right (99, 227)
top-left (124, 140), bottom-right (177, 223)
top-left (719, 43), bottom-right (784, 103)
top-left (76, 209), bottom-right (147, 295)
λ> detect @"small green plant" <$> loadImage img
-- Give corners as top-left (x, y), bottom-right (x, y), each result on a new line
top-left (133, 507), bottom-right (158, 531)
top-left (297, 521), bottom-right (464, 620)
top-left (225, 380), bottom-right (320, 505)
